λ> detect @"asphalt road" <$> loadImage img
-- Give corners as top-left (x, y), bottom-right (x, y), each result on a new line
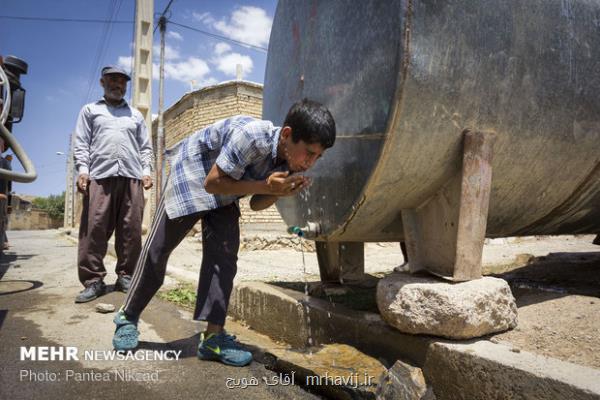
top-left (0, 230), bottom-right (320, 400)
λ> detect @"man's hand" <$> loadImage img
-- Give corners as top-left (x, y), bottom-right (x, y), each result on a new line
top-left (77, 174), bottom-right (90, 194)
top-left (266, 171), bottom-right (311, 197)
top-left (142, 175), bottom-right (153, 190)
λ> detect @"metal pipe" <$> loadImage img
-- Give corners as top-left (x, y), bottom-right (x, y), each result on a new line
top-left (155, 15), bottom-right (166, 204)
top-left (0, 122), bottom-right (36, 182)
top-left (0, 64), bottom-right (11, 126)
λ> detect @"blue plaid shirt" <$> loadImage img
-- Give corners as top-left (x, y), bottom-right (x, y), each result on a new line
top-left (163, 116), bottom-right (288, 218)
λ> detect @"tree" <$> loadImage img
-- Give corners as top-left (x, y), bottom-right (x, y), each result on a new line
top-left (32, 192), bottom-right (65, 220)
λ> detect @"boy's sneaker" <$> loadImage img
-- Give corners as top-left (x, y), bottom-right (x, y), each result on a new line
top-left (197, 332), bottom-right (252, 367)
top-left (112, 308), bottom-right (139, 351)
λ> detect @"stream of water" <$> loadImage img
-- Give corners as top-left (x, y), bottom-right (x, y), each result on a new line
top-left (298, 236), bottom-right (314, 355)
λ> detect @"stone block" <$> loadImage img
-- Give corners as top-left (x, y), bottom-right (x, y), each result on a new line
top-left (377, 273), bottom-right (517, 339)
top-left (376, 360), bottom-right (435, 400)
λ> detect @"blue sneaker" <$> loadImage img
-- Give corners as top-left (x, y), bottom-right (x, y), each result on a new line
top-left (197, 332), bottom-right (252, 367)
top-left (112, 308), bottom-right (139, 350)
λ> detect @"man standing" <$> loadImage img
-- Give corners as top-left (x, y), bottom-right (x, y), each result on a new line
top-left (73, 66), bottom-right (153, 303)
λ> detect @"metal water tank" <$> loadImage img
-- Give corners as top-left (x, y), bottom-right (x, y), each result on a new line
top-left (264, 0), bottom-right (600, 244)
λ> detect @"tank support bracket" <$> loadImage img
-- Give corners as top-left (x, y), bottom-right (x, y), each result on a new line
top-left (316, 241), bottom-right (365, 283)
top-left (401, 129), bottom-right (497, 281)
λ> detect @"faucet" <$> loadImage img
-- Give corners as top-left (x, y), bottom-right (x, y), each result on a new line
top-left (287, 222), bottom-right (321, 239)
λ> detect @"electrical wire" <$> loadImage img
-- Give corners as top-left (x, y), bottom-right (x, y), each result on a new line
top-left (0, 15), bottom-right (132, 23)
top-left (168, 20), bottom-right (268, 53)
top-left (154, 0), bottom-right (176, 34)
top-left (0, 13), bottom-right (268, 53)
top-left (82, 0), bottom-right (127, 105)
top-left (81, 0), bottom-right (118, 105)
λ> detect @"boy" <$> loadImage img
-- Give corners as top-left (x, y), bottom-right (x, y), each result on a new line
top-left (112, 99), bottom-right (336, 367)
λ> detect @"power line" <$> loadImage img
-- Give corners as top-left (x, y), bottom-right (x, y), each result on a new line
top-left (154, 0), bottom-right (176, 33)
top-left (0, 15), bottom-right (132, 24)
top-left (168, 20), bottom-right (268, 53)
top-left (0, 14), bottom-right (268, 53)
top-left (162, 0), bottom-right (176, 15)
top-left (82, 0), bottom-right (123, 105)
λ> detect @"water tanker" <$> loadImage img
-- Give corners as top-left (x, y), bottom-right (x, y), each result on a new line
top-left (264, 0), bottom-right (600, 281)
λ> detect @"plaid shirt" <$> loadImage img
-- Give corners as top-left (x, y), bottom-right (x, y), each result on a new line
top-left (163, 116), bottom-right (287, 218)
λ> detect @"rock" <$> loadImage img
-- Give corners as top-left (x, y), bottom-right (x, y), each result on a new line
top-left (514, 253), bottom-right (535, 265)
top-left (376, 360), bottom-right (435, 400)
top-left (95, 303), bottom-right (116, 313)
top-left (394, 263), bottom-right (410, 273)
top-left (485, 238), bottom-right (507, 245)
top-left (376, 273), bottom-right (517, 339)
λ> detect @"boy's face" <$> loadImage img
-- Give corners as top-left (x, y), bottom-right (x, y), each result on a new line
top-left (280, 127), bottom-right (325, 172)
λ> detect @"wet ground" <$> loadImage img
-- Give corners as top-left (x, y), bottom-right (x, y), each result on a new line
top-left (29, 229), bottom-right (600, 391)
top-left (271, 243), bottom-right (600, 370)
top-left (0, 230), bottom-right (321, 400)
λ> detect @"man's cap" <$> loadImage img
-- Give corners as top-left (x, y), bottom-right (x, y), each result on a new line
top-left (101, 66), bottom-right (131, 81)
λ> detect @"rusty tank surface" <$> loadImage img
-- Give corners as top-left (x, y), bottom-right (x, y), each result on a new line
top-left (264, 0), bottom-right (600, 245)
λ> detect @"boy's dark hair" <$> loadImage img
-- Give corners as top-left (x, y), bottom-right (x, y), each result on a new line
top-left (283, 98), bottom-right (336, 149)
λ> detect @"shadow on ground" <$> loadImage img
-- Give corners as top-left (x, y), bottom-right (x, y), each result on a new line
top-left (270, 251), bottom-right (600, 314)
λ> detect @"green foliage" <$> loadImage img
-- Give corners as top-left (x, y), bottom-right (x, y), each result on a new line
top-left (158, 284), bottom-right (197, 309)
top-left (32, 192), bottom-right (65, 220)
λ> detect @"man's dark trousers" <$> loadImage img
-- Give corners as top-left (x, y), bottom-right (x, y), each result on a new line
top-left (78, 177), bottom-right (144, 286)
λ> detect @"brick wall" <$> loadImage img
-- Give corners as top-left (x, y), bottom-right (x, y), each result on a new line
top-left (9, 209), bottom-right (63, 230)
top-left (152, 81), bottom-right (284, 226)
top-left (238, 197), bottom-right (284, 225)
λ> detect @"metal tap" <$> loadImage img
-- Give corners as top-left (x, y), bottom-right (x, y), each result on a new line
top-left (287, 222), bottom-right (321, 239)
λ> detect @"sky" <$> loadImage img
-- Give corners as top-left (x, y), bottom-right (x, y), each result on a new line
top-left (0, 0), bottom-right (277, 197)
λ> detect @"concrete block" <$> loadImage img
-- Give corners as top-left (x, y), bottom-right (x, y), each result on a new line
top-left (229, 282), bottom-right (434, 366)
top-left (229, 282), bottom-right (306, 347)
top-left (229, 282), bottom-right (600, 400)
top-left (423, 341), bottom-right (600, 400)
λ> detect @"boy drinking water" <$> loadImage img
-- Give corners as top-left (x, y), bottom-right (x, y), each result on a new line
top-left (112, 99), bottom-right (336, 367)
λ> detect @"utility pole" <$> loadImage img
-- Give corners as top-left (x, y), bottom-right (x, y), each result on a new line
top-left (132, 0), bottom-right (154, 224)
top-left (155, 0), bottom-right (174, 204)
top-left (64, 132), bottom-right (75, 228)
top-left (156, 15), bottom-right (166, 204)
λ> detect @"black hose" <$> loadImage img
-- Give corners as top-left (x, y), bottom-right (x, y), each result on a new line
top-left (0, 122), bottom-right (37, 182)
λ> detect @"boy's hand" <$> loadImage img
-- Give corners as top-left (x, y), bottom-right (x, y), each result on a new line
top-left (266, 171), bottom-right (310, 196)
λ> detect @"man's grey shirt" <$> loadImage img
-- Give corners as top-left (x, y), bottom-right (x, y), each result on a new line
top-left (73, 98), bottom-right (153, 180)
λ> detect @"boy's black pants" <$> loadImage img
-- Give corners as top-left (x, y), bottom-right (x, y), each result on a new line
top-left (123, 196), bottom-right (240, 326)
